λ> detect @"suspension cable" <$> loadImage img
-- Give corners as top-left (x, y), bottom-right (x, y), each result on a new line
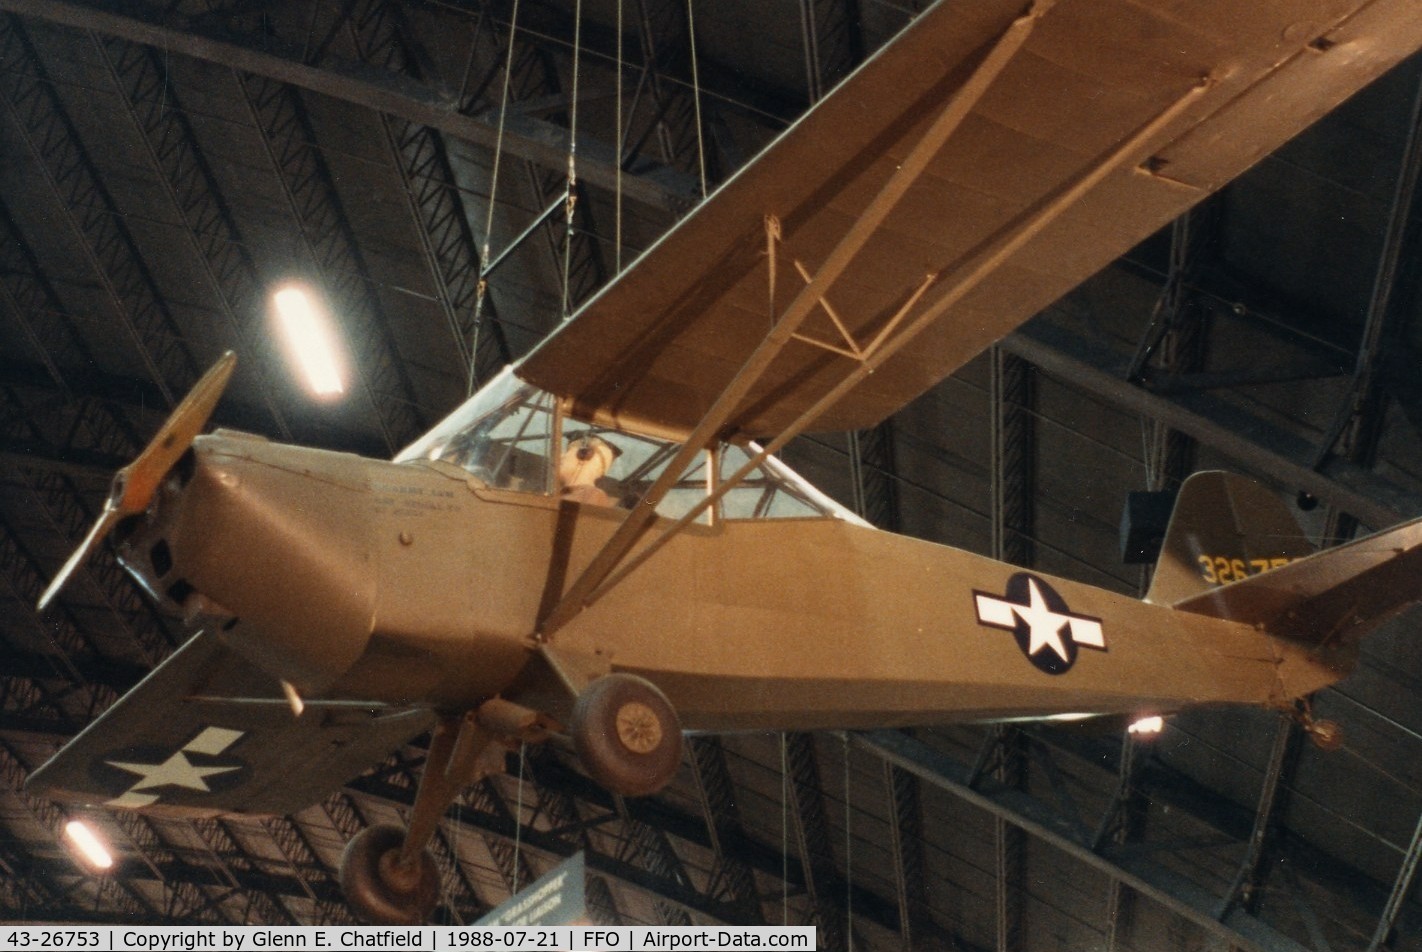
top-left (512, 740), bottom-right (526, 893)
top-left (468, 0), bottom-right (523, 396)
top-left (686, 0), bottom-right (708, 198)
top-left (615, 0), bottom-right (624, 275)
top-left (781, 733), bottom-right (790, 925)
top-left (561, 0), bottom-right (585, 320)
top-left (844, 734), bottom-right (853, 949)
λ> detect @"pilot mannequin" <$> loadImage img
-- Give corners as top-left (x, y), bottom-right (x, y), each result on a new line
top-left (558, 434), bottom-right (620, 506)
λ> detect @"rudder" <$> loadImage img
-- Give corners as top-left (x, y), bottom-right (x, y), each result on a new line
top-left (1146, 471), bottom-right (1315, 606)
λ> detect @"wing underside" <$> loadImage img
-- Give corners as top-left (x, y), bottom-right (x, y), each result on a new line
top-left (26, 630), bottom-right (434, 818)
top-left (517, 0), bottom-right (1422, 442)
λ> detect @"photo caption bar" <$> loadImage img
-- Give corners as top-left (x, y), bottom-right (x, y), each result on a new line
top-left (3, 926), bottom-right (817, 951)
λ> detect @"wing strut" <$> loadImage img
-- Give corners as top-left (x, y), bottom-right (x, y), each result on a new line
top-left (579, 72), bottom-right (1214, 609)
top-left (536, 1), bottom-right (1054, 639)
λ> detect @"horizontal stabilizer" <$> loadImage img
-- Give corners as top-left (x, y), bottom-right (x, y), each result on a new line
top-left (1172, 514), bottom-right (1422, 649)
top-left (27, 630), bottom-right (434, 817)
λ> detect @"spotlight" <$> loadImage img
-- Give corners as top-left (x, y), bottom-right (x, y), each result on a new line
top-left (272, 284), bottom-right (345, 397)
top-left (63, 819), bottom-right (114, 872)
top-left (1128, 715), bottom-right (1165, 737)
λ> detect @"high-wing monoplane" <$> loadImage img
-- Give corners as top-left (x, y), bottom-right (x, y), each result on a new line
top-left (27, 0), bottom-right (1422, 925)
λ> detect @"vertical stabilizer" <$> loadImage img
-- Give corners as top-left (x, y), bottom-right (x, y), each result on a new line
top-left (1145, 472), bottom-right (1315, 606)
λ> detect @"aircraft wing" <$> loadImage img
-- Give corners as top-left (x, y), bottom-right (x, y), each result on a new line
top-left (517, 0), bottom-right (1422, 441)
top-left (26, 630), bottom-right (434, 818)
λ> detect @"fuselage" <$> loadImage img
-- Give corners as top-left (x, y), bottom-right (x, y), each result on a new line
top-left (116, 430), bottom-right (1345, 733)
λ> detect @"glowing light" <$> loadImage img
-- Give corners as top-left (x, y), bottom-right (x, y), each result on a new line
top-left (63, 819), bottom-right (114, 871)
top-left (272, 285), bottom-right (345, 397)
top-left (1128, 715), bottom-right (1165, 736)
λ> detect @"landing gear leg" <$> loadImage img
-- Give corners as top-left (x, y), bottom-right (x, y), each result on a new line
top-left (341, 711), bottom-right (509, 924)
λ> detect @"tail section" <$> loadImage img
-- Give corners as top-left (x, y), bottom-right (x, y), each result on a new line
top-left (1146, 471), bottom-right (1315, 607)
top-left (1158, 471), bottom-right (1422, 653)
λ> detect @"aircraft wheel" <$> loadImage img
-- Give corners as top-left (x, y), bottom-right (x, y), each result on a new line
top-left (340, 824), bottom-right (439, 925)
top-left (571, 673), bottom-right (682, 797)
top-left (1307, 718), bottom-right (1344, 752)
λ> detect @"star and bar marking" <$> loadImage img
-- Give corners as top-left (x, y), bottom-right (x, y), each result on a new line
top-left (974, 573), bottom-right (1106, 675)
top-left (105, 726), bottom-right (246, 808)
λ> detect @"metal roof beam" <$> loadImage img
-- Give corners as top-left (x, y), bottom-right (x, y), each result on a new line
top-left (616, 804), bottom-right (695, 927)
top-left (345, 1), bottom-right (511, 391)
top-left (236, 72), bottom-right (424, 454)
top-left (1370, 807), bottom-right (1422, 951)
top-left (0, 0), bottom-right (700, 214)
top-left (782, 732), bottom-right (848, 951)
top-left (13, 851), bottom-right (344, 911)
top-left (0, 14), bottom-right (197, 406)
top-left (1314, 70), bottom-right (1422, 543)
top-left (855, 729), bottom-right (1315, 952)
top-left (523, 748), bottom-right (906, 935)
top-left (1002, 320), bottom-right (1422, 528)
top-left (14, 469), bottom-right (180, 664)
top-left (1092, 731), bottom-right (1151, 951)
top-left (0, 506), bottom-right (128, 706)
top-left (798, 0), bottom-right (862, 105)
top-left (0, 358), bottom-right (388, 460)
top-left (848, 420), bottom-right (901, 533)
top-left (882, 757), bottom-right (927, 950)
top-left (92, 33), bottom-right (296, 442)
top-left (0, 741), bottom-right (165, 920)
top-left (1217, 715), bottom-right (1297, 920)
top-left (990, 348), bottom-right (1034, 569)
top-left (346, 771), bottom-right (745, 924)
top-left (687, 736), bottom-right (767, 924)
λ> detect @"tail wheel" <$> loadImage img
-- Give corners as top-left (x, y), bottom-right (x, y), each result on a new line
top-left (340, 824), bottom-right (439, 925)
top-left (571, 673), bottom-right (682, 797)
top-left (1306, 718), bottom-right (1344, 751)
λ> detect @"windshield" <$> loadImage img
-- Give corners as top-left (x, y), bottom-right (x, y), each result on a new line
top-left (396, 368), bottom-right (861, 524)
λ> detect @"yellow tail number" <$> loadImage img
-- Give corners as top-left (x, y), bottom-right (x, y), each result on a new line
top-left (1198, 555), bottom-right (1292, 585)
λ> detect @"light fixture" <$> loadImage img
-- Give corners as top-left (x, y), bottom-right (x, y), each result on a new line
top-left (1128, 715), bottom-right (1165, 737)
top-left (272, 284), bottom-right (345, 397)
top-left (62, 819), bottom-right (114, 872)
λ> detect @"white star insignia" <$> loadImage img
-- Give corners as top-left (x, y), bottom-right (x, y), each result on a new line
top-left (106, 751), bottom-right (241, 793)
top-left (1015, 578), bottom-right (1073, 661)
top-left (975, 574), bottom-right (1107, 671)
top-left (105, 726), bottom-right (245, 808)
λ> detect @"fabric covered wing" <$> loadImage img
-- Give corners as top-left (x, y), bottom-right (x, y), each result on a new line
top-left (517, 0), bottom-right (1422, 441)
top-left (26, 630), bottom-right (434, 817)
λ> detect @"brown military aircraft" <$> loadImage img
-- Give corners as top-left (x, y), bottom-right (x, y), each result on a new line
top-left (27, 0), bottom-right (1422, 926)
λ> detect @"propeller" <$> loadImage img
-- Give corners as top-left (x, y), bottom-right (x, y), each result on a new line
top-left (37, 352), bottom-right (238, 611)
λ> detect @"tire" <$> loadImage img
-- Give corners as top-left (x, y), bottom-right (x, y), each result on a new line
top-left (571, 673), bottom-right (682, 797)
top-left (1307, 719), bottom-right (1344, 752)
top-left (339, 824), bottom-right (440, 925)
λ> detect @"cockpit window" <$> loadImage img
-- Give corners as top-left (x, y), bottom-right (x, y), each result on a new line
top-left (718, 443), bottom-right (826, 519)
top-left (397, 368), bottom-right (858, 523)
top-left (397, 369), bottom-right (555, 493)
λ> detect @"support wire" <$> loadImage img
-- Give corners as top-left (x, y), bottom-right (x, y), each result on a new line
top-left (561, 0), bottom-right (585, 320)
top-left (468, 0), bottom-right (523, 396)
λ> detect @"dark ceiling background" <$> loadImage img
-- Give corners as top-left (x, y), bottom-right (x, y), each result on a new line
top-left (3, 2), bottom-right (1422, 950)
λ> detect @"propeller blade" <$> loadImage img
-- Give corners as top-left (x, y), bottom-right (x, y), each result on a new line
top-left (117, 351), bottom-right (237, 516)
top-left (37, 351), bottom-right (237, 611)
top-left (37, 507), bottom-right (121, 612)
